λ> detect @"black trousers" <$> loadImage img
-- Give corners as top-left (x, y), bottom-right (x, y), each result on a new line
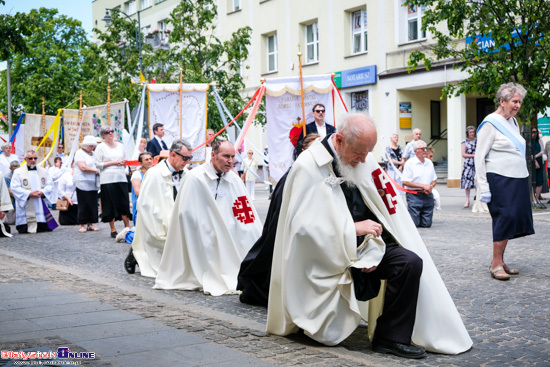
top-left (353, 243), bottom-right (422, 345)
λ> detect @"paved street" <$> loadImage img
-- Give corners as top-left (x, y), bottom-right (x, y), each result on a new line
top-left (1, 186), bottom-right (549, 366)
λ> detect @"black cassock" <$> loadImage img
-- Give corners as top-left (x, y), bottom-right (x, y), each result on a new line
top-left (237, 170), bottom-right (289, 307)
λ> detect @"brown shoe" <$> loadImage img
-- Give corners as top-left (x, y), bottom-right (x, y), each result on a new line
top-left (503, 263), bottom-right (519, 275)
top-left (490, 266), bottom-right (510, 281)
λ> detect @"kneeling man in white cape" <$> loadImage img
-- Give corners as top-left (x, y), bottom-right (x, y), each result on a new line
top-left (267, 113), bottom-right (472, 358)
top-left (154, 140), bottom-right (262, 296)
top-left (130, 139), bottom-right (193, 277)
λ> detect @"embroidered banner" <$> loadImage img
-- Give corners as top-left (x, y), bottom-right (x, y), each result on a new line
top-left (148, 83), bottom-right (209, 164)
top-left (265, 74), bottom-right (333, 181)
top-left (23, 114), bottom-right (57, 167)
top-left (63, 101), bottom-right (126, 154)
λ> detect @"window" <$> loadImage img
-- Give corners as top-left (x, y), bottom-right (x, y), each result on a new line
top-left (126, 0), bottom-right (137, 15)
top-left (233, 0), bottom-right (241, 11)
top-left (158, 20), bottom-right (167, 40)
top-left (407, 4), bottom-right (426, 41)
top-left (266, 34), bottom-right (278, 72)
top-left (141, 0), bottom-right (152, 9)
top-left (351, 9), bottom-right (367, 54)
top-left (351, 91), bottom-right (369, 111)
top-left (305, 22), bottom-right (319, 64)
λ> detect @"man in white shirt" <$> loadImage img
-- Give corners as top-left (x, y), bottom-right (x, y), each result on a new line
top-left (128, 139), bottom-right (193, 276)
top-left (402, 128), bottom-right (422, 164)
top-left (10, 150), bottom-right (55, 233)
top-left (402, 140), bottom-right (438, 228)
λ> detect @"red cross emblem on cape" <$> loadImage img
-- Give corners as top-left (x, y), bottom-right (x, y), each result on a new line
top-left (232, 196), bottom-right (256, 224)
top-left (372, 168), bottom-right (398, 215)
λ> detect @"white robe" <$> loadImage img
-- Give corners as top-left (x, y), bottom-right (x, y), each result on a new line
top-left (267, 140), bottom-right (472, 354)
top-left (154, 162), bottom-right (262, 296)
top-left (0, 172), bottom-right (13, 236)
top-left (132, 162), bottom-right (180, 278)
top-left (10, 166), bottom-right (54, 226)
top-left (0, 172), bottom-right (12, 210)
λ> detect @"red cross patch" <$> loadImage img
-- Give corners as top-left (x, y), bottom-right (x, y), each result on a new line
top-left (232, 196), bottom-right (256, 224)
top-left (372, 168), bottom-right (398, 215)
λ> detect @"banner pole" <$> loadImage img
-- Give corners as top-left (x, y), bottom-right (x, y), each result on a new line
top-left (78, 91), bottom-right (83, 144)
top-left (41, 98), bottom-right (46, 163)
top-left (179, 68), bottom-right (183, 139)
top-left (107, 83), bottom-right (111, 126)
top-left (298, 46), bottom-right (306, 138)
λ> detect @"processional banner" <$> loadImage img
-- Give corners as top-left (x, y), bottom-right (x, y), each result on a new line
top-left (63, 101), bottom-right (126, 154)
top-left (265, 74), bottom-right (334, 182)
top-left (147, 83), bottom-right (209, 164)
top-left (23, 114), bottom-right (57, 167)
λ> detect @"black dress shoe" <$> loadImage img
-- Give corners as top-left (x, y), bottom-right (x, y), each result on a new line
top-left (372, 337), bottom-right (427, 359)
top-left (124, 248), bottom-right (137, 274)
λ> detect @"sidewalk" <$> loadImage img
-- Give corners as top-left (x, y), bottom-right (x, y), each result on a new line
top-left (0, 257), bottom-right (274, 367)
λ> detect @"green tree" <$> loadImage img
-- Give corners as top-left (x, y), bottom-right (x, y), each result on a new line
top-left (0, 8), bottom-right (37, 129)
top-left (0, 8), bottom-right (98, 118)
top-left (92, 11), bottom-right (152, 106)
top-left (405, 0), bottom-right (550, 124)
top-left (167, 0), bottom-right (252, 132)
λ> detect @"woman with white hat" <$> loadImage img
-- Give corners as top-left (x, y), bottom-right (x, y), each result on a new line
top-left (74, 135), bottom-right (100, 233)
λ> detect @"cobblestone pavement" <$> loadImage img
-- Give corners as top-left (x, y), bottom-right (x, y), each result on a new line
top-left (1, 187), bottom-right (549, 366)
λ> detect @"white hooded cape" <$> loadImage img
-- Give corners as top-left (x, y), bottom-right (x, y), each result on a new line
top-left (132, 162), bottom-right (180, 278)
top-left (267, 140), bottom-right (472, 354)
top-left (154, 163), bottom-right (262, 296)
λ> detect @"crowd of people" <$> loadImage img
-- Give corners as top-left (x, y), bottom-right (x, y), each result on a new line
top-left (0, 82), bottom-right (547, 359)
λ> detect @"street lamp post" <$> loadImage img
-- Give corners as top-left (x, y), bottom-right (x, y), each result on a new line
top-left (102, 8), bottom-right (144, 74)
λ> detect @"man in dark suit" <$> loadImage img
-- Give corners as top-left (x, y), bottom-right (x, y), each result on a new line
top-left (306, 103), bottom-right (336, 137)
top-left (146, 123), bottom-right (168, 158)
top-left (296, 104), bottom-right (336, 149)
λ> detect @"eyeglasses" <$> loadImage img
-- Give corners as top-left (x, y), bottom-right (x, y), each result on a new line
top-left (106, 130), bottom-right (114, 134)
top-left (27, 157), bottom-right (38, 160)
top-left (416, 147), bottom-right (428, 151)
top-left (314, 109), bottom-right (325, 113)
top-left (173, 151), bottom-right (193, 161)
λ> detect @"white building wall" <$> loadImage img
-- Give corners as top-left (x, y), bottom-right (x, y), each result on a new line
top-left (92, 0), bottom-right (476, 184)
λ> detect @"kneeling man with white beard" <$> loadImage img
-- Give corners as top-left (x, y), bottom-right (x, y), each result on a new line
top-left (267, 113), bottom-right (472, 359)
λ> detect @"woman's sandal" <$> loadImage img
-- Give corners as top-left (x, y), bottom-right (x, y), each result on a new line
top-left (503, 263), bottom-right (519, 275)
top-left (490, 266), bottom-right (510, 281)
top-left (87, 225), bottom-right (100, 232)
top-left (78, 226), bottom-right (87, 233)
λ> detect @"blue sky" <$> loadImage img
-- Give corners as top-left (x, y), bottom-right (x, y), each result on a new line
top-left (1, 0), bottom-right (93, 35)
top-left (1, 0), bottom-right (94, 69)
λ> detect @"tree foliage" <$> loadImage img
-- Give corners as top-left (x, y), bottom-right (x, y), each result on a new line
top-left (0, 8), bottom-right (96, 120)
top-left (405, 0), bottom-right (550, 123)
top-left (166, 0), bottom-right (252, 132)
top-left (1, 1), bottom-right (252, 135)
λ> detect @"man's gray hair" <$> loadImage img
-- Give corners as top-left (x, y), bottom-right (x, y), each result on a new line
top-left (99, 125), bottom-right (113, 136)
top-left (170, 138), bottom-right (192, 153)
top-left (337, 112), bottom-right (373, 144)
top-left (412, 140), bottom-right (427, 150)
top-left (10, 161), bottom-right (20, 169)
top-left (496, 82), bottom-right (527, 102)
top-left (26, 150), bottom-right (37, 157)
top-left (1, 143), bottom-right (11, 150)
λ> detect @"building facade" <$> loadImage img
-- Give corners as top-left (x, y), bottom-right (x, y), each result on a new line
top-left (92, 0), bottom-right (491, 186)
